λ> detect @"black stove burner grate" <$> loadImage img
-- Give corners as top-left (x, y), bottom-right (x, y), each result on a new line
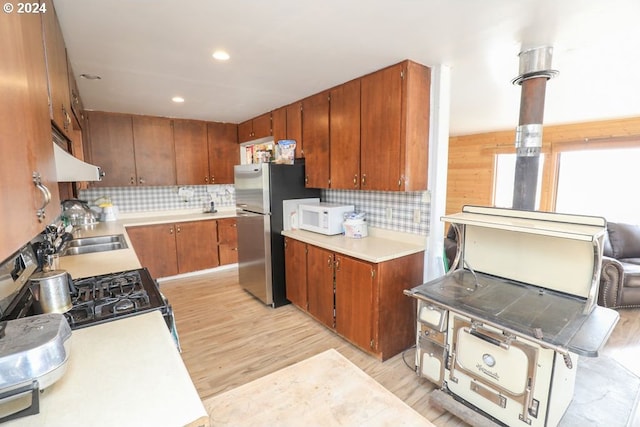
top-left (64, 268), bottom-right (166, 329)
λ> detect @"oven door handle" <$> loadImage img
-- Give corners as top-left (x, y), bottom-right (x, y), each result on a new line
top-left (469, 326), bottom-right (511, 350)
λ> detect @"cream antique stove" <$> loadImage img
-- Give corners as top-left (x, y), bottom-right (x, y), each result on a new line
top-left (405, 206), bottom-right (619, 427)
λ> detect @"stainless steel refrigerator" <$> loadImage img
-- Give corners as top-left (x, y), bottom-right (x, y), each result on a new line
top-left (234, 162), bottom-right (320, 307)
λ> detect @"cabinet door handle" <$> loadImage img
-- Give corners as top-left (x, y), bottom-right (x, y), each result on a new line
top-left (62, 105), bottom-right (70, 131)
top-left (130, 176), bottom-right (135, 185)
top-left (327, 256), bottom-right (332, 269)
top-left (305, 175), bottom-right (309, 185)
top-left (353, 174), bottom-right (358, 186)
top-left (139, 177), bottom-right (145, 185)
top-left (169, 227), bottom-right (174, 234)
top-left (176, 226), bottom-right (181, 233)
top-left (205, 176), bottom-right (209, 184)
top-left (211, 175), bottom-right (215, 184)
top-left (334, 257), bottom-right (340, 272)
top-left (361, 174), bottom-right (366, 186)
top-left (32, 172), bottom-right (51, 223)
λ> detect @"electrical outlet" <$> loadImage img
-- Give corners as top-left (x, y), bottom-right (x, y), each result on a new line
top-left (413, 209), bottom-right (421, 223)
top-left (385, 207), bottom-right (393, 221)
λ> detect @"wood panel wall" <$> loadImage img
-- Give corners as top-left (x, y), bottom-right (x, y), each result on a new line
top-left (446, 116), bottom-right (640, 216)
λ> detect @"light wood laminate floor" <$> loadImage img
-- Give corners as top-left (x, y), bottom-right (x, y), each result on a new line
top-left (160, 267), bottom-right (640, 427)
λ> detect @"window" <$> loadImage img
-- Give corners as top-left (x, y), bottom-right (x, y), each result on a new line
top-left (493, 154), bottom-right (544, 209)
top-left (555, 148), bottom-right (640, 223)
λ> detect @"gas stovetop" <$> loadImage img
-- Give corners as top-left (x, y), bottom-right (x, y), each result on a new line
top-left (65, 268), bottom-right (166, 329)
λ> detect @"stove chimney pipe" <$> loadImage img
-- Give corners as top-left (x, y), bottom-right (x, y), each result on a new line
top-left (511, 46), bottom-right (558, 210)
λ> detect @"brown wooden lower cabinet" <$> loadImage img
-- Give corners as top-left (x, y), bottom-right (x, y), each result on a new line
top-left (284, 237), bottom-right (308, 310)
top-left (306, 245), bottom-right (335, 328)
top-left (126, 223), bottom-right (179, 278)
top-left (127, 218), bottom-right (237, 278)
top-left (175, 220), bottom-right (219, 273)
top-left (284, 238), bottom-right (423, 360)
top-left (334, 254), bottom-right (375, 353)
top-left (217, 218), bottom-right (238, 265)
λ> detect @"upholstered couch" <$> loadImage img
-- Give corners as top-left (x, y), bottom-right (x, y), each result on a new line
top-left (444, 224), bottom-right (458, 271)
top-left (598, 222), bottom-right (640, 309)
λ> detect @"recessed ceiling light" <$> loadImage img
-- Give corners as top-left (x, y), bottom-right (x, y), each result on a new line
top-left (79, 73), bottom-right (101, 80)
top-left (212, 50), bottom-right (230, 61)
top-left (172, 96), bottom-right (185, 103)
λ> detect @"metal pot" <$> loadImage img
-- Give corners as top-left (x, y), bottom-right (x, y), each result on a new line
top-left (61, 199), bottom-right (97, 226)
top-left (29, 270), bottom-right (74, 314)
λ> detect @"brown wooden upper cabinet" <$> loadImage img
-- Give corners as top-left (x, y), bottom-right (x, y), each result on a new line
top-left (86, 111), bottom-right (137, 188)
top-left (1, 9), bottom-right (61, 260)
top-left (174, 119), bottom-right (209, 185)
top-left (286, 102), bottom-right (303, 158)
top-left (271, 103), bottom-right (304, 158)
top-left (132, 116), bottom-right (176, 186)
top-left (238, 112), bottom-right (272, 143)
top-left (87, 112), bottom-right (177, 187)
top-left (41, 0), bottom-right (72, 139)
top-left (243, 60), bottom-right (429, 191)
top-left (271, 107), bottom-right (287, 145)
top-left (208, 122), bottom-right (238, 184)
top-left (67, 58), bottom-right (85, 127)
top-left (302, 91), bottom-right (330, 188)
top-left (329, 79), bottom-right (361, 189)
top-left (89, 112), bottom-right (238, 187)
top-left (360, 60), bottom-right (430, 191)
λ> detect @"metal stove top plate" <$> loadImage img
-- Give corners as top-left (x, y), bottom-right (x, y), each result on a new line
top-left (410, 269), bottom-right (589, 347)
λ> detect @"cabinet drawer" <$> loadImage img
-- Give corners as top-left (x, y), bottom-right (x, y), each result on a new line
top-left (217, 218), bottom-right (237, 243)
top-left (219, 244), bottom-right (238, 265)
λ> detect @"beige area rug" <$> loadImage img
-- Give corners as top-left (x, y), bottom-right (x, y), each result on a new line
top-left (204, 348), bottom-right (435, 427)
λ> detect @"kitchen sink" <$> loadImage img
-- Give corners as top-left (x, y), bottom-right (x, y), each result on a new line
top-left (59, 234), bottom-right (128, 256)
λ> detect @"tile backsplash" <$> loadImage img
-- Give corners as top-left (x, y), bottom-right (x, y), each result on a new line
top-left (79, 184), bottom-right (236, 213)
top-left (79, 185), bottom-right (430, 235)
top-left (322, 189), bottom-right (430, 235)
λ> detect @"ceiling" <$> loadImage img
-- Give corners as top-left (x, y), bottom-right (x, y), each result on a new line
top-left (53, 0), bottom-right (640, 136)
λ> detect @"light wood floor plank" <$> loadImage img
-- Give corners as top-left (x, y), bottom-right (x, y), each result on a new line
top-left (160, 268), bottom-right (639, 427)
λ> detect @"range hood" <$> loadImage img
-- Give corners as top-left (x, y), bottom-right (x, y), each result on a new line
top-left (52, 142), bottom-right (103, 182)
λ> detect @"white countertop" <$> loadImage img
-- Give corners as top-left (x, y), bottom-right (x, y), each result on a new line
top-left (4, 311), bottom-right (208, 427)
top-left (10, 209), bottom-right (233, 426)
top-left (59, 208), bottom-right (236, 279)
top-left (281, 228), bottom-right (426, 263)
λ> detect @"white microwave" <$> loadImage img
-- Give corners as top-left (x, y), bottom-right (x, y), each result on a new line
top-left (298, 203), bottom-right (354, 235)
